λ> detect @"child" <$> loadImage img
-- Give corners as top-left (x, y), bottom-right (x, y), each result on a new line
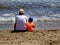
top-left (26, 17), bottom-right (35, 32)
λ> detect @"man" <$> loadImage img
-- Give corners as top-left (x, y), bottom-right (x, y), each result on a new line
top-left (14, 9), bottom-right (28, 32)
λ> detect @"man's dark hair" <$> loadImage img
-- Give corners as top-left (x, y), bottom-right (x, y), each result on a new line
top-left (19, 13), bottom-right (24, 15)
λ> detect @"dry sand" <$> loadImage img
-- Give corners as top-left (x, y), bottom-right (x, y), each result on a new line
top-left (0, 30), bottom-right (60, 45)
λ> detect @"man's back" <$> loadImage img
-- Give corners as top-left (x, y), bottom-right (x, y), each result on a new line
top-left (15, 15), bottom-right (28, 30)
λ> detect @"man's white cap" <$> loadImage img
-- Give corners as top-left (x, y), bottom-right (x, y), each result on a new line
top-left (19, 9), bottom-right (24, 12)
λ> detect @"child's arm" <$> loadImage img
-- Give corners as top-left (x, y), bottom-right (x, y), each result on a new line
top-left (32, 23), bottom-right (35, 28)
top-left (33, 25), bottom-right (35, 28)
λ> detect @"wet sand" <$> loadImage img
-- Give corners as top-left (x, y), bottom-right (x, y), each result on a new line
top-left (0, 30), bottom-right (60, 45)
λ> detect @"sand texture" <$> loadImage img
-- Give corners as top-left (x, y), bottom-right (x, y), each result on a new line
top-left (0, 30), bottom-right (60, 45)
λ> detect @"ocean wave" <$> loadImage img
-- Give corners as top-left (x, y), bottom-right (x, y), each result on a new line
top-left (0, 13), bottom-right (15, 23)
top-left (33, 14), bottom-right (60, 22)
top-left (0, 13), bottom-right (60, 24)
top-left (0, 2), bottom-right (60, 9)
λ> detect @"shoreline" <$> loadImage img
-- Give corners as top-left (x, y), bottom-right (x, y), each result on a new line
top-left (0, 30), bottom-right (60, 45)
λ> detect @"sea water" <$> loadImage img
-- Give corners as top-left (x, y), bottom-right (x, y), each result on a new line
top-left (0, 1), bottom-right (60, 30)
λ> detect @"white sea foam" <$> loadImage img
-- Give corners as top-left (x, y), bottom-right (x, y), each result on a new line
top-left (33, 14), bottom-right (60, 22)
top-left (0, 13), bottom-right (15, 24)
top-left (0, 13), bottom-right (60, 24)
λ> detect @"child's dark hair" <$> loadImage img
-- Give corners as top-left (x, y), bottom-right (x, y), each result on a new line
top-left (28, 17), bottom-right (33, 22)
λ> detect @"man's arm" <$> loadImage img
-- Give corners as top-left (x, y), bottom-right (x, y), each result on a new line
top-left (14, 23), bottom-right (16, 30)
top-left (14, 16), bottom-right (17, 30)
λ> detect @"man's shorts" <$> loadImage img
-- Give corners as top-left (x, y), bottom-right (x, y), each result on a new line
top-left (14, 30), bottom-right (27, 32)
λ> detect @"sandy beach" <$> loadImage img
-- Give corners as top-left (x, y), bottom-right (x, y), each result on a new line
top-left (0, 30), bottom-right (60, 45)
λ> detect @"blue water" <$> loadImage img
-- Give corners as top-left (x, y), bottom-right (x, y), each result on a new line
top-left (0, 2), bottom-right (60, 30)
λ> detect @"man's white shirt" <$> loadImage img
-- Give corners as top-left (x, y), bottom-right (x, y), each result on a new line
top-left (15, 15), bottom-right (28, 30)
